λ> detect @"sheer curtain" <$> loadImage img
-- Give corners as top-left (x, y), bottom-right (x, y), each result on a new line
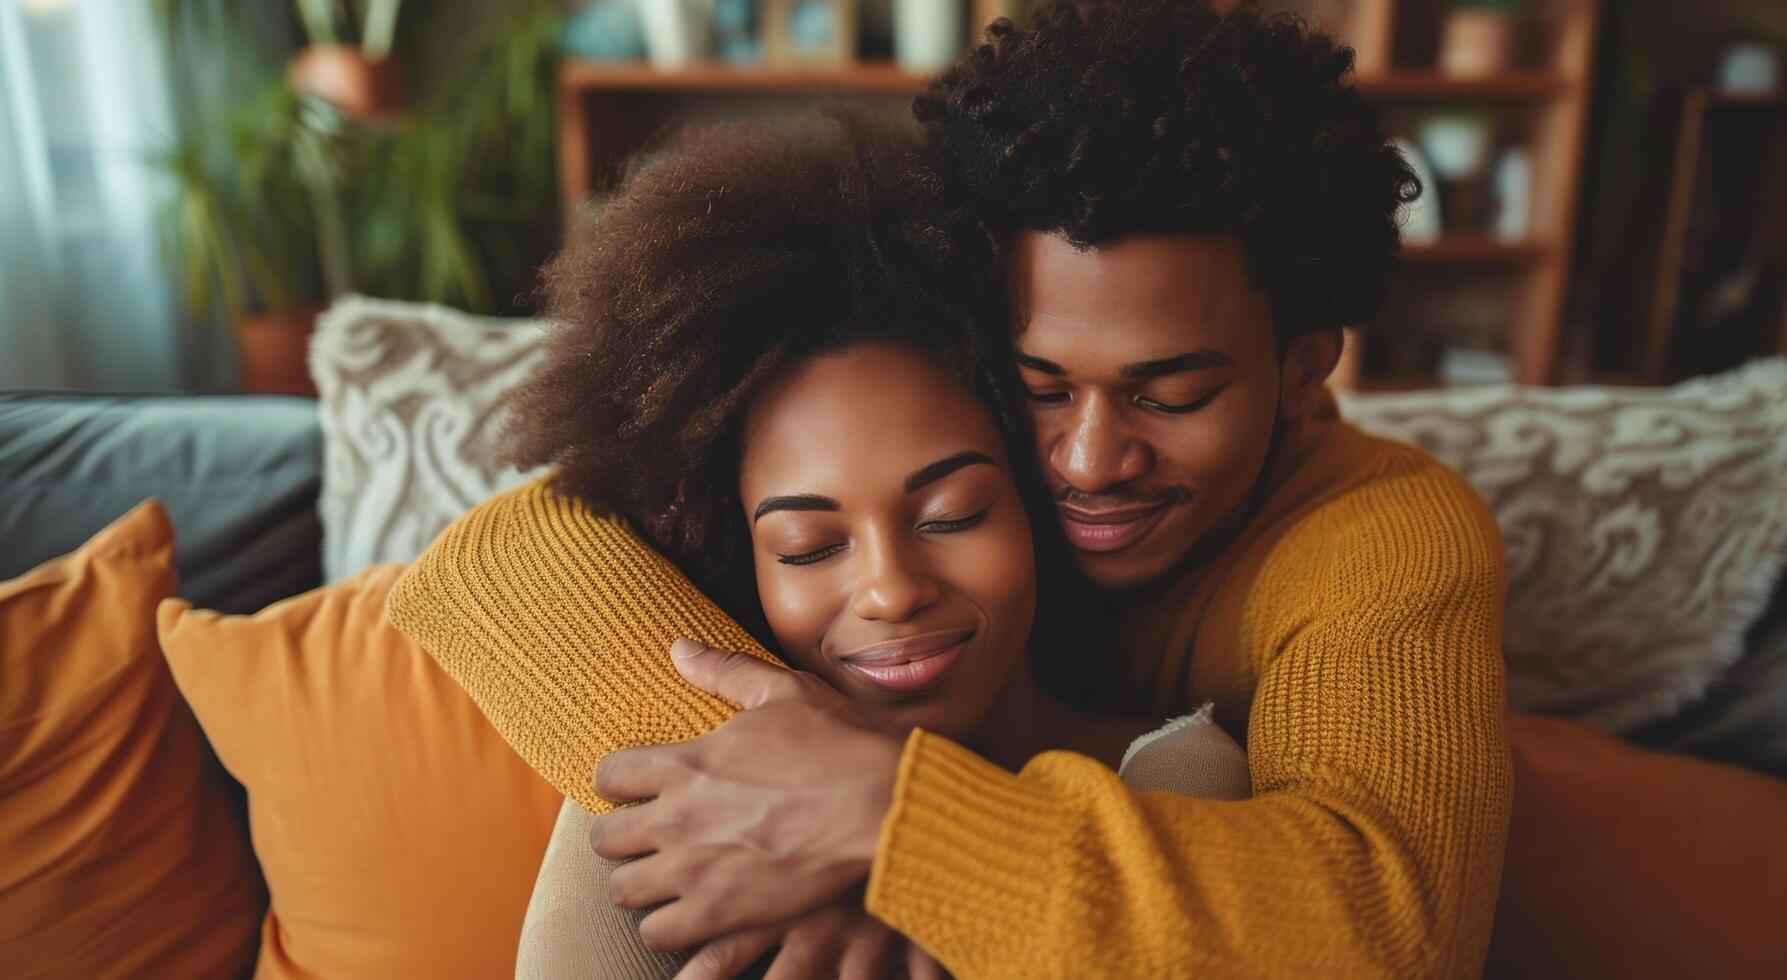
top-left (0, 0), bottom-right (223, 390)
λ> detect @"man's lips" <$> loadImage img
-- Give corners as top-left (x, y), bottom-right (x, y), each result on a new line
top-left (838, 627), bottom-right (974, 694)
top-left (1058, 501), bottom-right (1173, 554)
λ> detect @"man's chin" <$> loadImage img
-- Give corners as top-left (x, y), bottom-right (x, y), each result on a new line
top-left (1071, 547), bottom-right (1181, 591)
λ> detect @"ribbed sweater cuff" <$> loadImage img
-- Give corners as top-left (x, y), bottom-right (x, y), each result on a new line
top-left (866, 729), bottom-right (1063, 972)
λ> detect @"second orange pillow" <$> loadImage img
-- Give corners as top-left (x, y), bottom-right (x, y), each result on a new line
top-left (159, 564), bottom-right (564, 979)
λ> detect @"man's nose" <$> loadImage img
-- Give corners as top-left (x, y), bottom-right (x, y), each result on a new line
top-left (1049, 391), bottom-right (1154, 494)
top-left (849, 532), bottom-right (942, 623)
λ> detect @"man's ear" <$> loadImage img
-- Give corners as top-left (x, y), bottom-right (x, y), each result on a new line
top-left (1278, 329), bottom-right (1342, 418)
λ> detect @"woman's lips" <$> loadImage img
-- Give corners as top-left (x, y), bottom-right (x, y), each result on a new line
top-left (839, 627), bottom-right (974, 694)
top-left (1058, 502), bottom-right (1172, 554)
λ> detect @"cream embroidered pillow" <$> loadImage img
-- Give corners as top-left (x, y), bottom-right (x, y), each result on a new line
top-left (1341, 358), bottom-right (1787, 731)
top-left (310, 296), bottom-right (547, 581)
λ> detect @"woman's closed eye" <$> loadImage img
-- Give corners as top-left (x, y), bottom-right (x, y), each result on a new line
top-left (776, 542), bottom-right (844, 566)
top-left (917, 505), bottom-right (992, 535)
top-left (773, 505), bottom-right (992, 565)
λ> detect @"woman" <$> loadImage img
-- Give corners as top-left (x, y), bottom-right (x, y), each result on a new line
top-left (500, 112), bottom-right (1250, 977)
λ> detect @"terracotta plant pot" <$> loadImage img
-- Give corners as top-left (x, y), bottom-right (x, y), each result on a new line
top-left (235, 308), bottom-right (321, 396)
top-left (289, 45), bottom-right (403, 119)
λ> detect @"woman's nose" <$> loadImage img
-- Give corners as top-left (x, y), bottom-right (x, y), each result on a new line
top-left (849, 534), bottom-right (942, 623)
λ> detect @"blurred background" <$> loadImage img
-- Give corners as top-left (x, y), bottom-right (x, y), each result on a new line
top-left (0, 0), bottom-right (1782, 394)
top-left (7, 12), bottom-right (1785, 973)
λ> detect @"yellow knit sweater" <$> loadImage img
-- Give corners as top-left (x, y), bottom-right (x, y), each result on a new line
top-left (387, 397), bottom-right (1511, 979)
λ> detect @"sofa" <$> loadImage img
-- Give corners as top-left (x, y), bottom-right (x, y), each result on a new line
top-left (3, 295), bottom-right (1785, 978)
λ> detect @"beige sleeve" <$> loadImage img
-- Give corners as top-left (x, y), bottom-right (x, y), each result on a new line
top-left (1116, 707), bottom-right (1253, 800)
top-left (516, 798), bottom-right (688, 980)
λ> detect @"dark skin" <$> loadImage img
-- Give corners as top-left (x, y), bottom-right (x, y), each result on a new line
top-left (740, 345), bottom-right (1041, 749)
top-left (593, 232), bottom-right (1341, 971)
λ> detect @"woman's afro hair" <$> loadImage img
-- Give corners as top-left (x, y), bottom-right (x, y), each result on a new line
top-left (502, 111), bottom-right (1043, 634)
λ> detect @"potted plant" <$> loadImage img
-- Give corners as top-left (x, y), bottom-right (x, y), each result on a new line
top-left (150, 0), bottom-right (562, 394)
top-left (153, 83), bottom-right (341, 394)
top-left (349, 2), bottom-right (562, 313)
top-left (287, 0), bottom-right (406, 118)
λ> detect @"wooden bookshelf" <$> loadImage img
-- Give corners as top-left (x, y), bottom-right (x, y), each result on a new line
top-left (1401, 236), bottom-right (1550, 266)
top-left (560, 60), bottom-right (924, 94)
top-left (1638, 89), bottom-right (1787, 384)
top-left (555, 59), bottom-right (926, 228)
top-left (1303, 0), bottom-right (1600, 388)
top-left (558, 61), bottom-right (1570, 101)
top-left (1355, 70), bottom-right (1570, 102)
top-left (556, 0), bottom-right (1600, 388)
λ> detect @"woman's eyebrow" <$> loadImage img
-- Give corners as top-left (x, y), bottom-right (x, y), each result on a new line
top-left (752, 493), bottom-right (839, 524)
top-left (904, 451), bottom-right (997, 494)
top-left (752, 452), bottom-right (996, 522)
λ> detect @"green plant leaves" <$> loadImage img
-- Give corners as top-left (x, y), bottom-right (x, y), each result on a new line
top-left (151, 0), bottom-right (561, 319)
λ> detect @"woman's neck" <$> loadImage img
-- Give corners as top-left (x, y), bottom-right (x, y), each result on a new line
top-left (965, 659), bottom-right (1163, 771)
top-left (963, 661), bottom-right (1049, 771)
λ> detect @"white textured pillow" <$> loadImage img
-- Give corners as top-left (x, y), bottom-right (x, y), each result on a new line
top-left (1340, 358), bottom-right (1787, 732)
top-left (309, 296), bottom-right (548, 581)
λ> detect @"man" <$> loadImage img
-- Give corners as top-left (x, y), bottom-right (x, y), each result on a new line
top-left (399, 1), bottom-right (1510, 975)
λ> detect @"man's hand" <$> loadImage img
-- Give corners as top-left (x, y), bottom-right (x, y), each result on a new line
top-left (673, 889), bottom-right (948, 980)
top-left (591, 639), bottom-right (907, 952)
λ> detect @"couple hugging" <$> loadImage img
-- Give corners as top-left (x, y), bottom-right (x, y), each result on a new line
top-left (390, 0), bottom-right (1511, 976)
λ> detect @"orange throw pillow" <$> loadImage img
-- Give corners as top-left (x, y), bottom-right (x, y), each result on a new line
top-left (158, 563), bottom-right (563, 979)
top-left (1489, 711), bottom-right (1787, 977)
top-left (0, 501), bottom-right (264, 977)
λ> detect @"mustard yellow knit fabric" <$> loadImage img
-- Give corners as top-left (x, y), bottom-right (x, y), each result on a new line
top-left (386, 484), bottom-right (786, 816)
top-left (869, 416), bottom-right (1513, 979)
top-left (387, 404), bottom-right (1511, 979)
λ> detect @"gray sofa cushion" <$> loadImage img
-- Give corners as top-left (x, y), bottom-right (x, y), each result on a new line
top-left (1632, 575), bottom-right (1787, 779)
top-left (0, 393), bottom-right (323, 614)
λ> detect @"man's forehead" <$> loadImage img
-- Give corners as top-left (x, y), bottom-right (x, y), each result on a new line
top-left (1007, 228), bottom-right (1258, 336)
top-left (1015, 310), bottom-right (1226, 362)
top-left (1011, 286), bottom-right (1255, 376)
top-left (1012, 229), bottom-right (1248, 287)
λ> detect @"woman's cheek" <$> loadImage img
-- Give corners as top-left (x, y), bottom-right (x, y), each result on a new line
top-left (959, 503), bottom-right (1037, 632)
top-left (754, 560), bottom-right (841, 672)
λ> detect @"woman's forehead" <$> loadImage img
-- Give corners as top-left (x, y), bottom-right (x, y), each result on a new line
top-left (738, 344), bottom-right (1007, 500)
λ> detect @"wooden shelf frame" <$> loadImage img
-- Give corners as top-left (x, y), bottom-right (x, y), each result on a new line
top-left (1400, 236), bottom-right (1551, 266)
top-left (1354, 70), bottom-right (1571, 101)
top-left (560, 60), bottom-right (925, 94)
top-left (559, 59), bottom-right (1571, 101)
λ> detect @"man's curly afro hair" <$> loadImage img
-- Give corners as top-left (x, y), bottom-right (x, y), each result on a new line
top-left (913, 0), bottom-right (1419, 341)
top-left (503, 111), bottom-right (1054, 640)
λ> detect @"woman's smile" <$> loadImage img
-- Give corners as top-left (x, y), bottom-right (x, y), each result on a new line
top-left (835, 626), bottom-right (976, 694)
